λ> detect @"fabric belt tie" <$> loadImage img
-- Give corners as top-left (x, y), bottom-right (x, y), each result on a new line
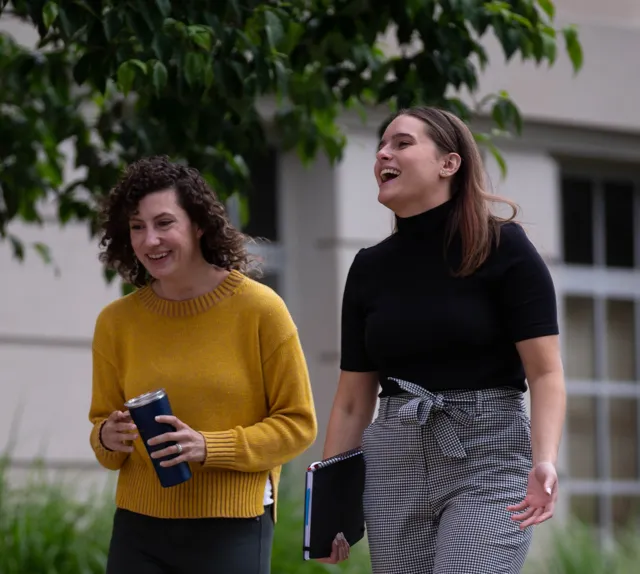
top-left (389, 377), bottom-right (473, 459)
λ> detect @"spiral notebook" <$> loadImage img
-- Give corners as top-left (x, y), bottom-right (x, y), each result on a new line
top-left (303, 447), bottom-right (366, 560)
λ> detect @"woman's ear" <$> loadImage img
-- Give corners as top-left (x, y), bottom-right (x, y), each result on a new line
top-left (440, 153), bottom-right (462, 178)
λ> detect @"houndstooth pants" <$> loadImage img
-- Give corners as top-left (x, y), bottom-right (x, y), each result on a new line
top-left (362, 379), bottom-right (533, 574)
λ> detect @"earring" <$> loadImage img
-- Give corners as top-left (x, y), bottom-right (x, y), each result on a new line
top-left (440, 171), bottom-right (447, 176)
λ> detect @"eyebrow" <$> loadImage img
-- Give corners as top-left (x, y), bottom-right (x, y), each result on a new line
top-left (129, 212), bottom-right (175, 221)
top-left (377, 132), bottom-right (416, 151)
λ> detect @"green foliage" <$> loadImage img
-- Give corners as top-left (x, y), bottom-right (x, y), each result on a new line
top-left (0, 457), bottom-right (370, 573)
top-left (0, 0), bottom-right (582, 272)
top-left (6, 455), bottom-right (640, 574)
top-left (0, 457), bottom-right (113, 574)
top-left (524, 520), bottom-right (640, 574)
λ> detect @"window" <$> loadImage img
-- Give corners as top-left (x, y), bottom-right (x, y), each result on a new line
top-left (562, 176), bottom-right (636, 269)
top-left (560, 171), bottom-right (640, 544)
top-left (226, 147), bottom-right (285, 297)
top-left (244, 146), bottom-right (279, 242)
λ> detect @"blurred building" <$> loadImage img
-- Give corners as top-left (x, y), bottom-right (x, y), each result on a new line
top-left (1, 0), bottom-right (640, 554)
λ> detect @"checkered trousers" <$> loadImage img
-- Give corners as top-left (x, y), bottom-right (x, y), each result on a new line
top-left (362, 379), bottom-right (533, 574)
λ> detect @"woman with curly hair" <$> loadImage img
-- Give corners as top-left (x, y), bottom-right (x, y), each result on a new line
top-left (88, 155), bottom-right (317, 574)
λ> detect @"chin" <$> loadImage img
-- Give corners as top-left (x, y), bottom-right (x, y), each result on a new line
top-left (146, 265), bottom-right (178, 282)
top-left (377, 187), bottom-right (404, 211)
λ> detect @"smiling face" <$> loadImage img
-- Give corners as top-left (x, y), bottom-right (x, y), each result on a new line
top-left (129, 189), bottom-right (203, 282)
top-left (375, 114), bottom-right (461, 217)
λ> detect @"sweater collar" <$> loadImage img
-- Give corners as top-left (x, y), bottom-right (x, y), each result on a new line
top-left (136, 269), bottom-right (245, 317)
top-left (395, 198), bottom-right (454, 239)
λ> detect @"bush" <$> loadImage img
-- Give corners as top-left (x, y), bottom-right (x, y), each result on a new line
top-left (525, 520), bottom-right (640, 574)
top-left (0, 456), bottom-right (113, 574)
top-left (0, 457), bottom-right (371, 573)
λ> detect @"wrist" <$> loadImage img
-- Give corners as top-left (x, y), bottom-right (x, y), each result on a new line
top-left (197, 432), bottom-right (207, 463)
top-left (99, 420), bottom-right (114, 452)
top-left (533, 459), bottom-right (556, 467)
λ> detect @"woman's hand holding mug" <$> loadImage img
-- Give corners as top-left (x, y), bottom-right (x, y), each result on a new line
top-left (100, 410), bottom-right (138, 452)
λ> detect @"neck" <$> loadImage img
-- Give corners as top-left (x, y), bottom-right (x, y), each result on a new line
top-left (153, 261), bottom-right (229, 301)
top-left (392, 188), bottom-right (451, 218)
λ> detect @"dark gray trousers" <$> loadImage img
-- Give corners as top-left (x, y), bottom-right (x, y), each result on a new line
top-left (106, 506), bottom-right (274, 574)
top-left (363, 379), bottom-right (533, 574)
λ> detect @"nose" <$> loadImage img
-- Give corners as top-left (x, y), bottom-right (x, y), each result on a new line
top-left (376, 145), bottom-right (392, 162)
top-left (143, 228), bottom-right (162, 248)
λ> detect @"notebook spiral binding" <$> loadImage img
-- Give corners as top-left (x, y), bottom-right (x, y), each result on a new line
top-left (313, 446), bottom-right (363, 470)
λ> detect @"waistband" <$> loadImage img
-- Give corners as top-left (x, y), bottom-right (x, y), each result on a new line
top-left (377, 377), bottom-right (526, 459)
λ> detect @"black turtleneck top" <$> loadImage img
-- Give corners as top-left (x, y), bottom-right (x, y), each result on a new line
top-left (340, 199), bottom-right (559, 395)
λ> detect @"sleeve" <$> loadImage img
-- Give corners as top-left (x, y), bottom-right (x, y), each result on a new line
top-left (200, 303), bottom-right (317, 472)
top-left (339, 250), bottom-right (376, 372)
top-left (498, 223), bottom-right (559, 343)
top-left (88, 317), bottom-right (130, 471)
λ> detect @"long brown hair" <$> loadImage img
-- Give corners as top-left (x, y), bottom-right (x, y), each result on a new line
top-left (388, 107), bottom-right (518, 277)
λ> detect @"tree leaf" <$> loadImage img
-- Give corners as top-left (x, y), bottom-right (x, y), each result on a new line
top-left (563, 25), bottom-right (583, 72)
top-left (42, 1), bottom-right (59, 30)
top-left (265, 9), bottom-right (284, 50)
top-left (8, 235), bottom-right (24, 261)
top-left (188, 25), bottom-right (212, 51)
top-left (117, 62), bottom-right (136, 95)
top-left (32, 242), bottom-right (52, 264)
top-left (121, 282), bottom-right (137, 295)
top-left (152, 60), bottom-right (168, 96)
top-left (537, 0), bottom-right (555, 19)
top-left (128, 59), bottom-right (148, 75)
top-left (184, 52), bottom-right (203, 86)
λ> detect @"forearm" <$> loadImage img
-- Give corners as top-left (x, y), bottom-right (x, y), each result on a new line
top-left (529, 372), bottom-right (566, 466)
top-left (323, 403), bottom-right (374, 459)
top-left (201, 409), bottom-right (317, 472)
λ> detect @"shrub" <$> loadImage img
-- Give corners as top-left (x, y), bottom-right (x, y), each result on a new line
top-left (0, 457), bottom-right (371, 573)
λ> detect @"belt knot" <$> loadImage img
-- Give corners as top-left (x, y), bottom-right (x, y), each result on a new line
top-left (389, 377), bottom-right (472, 459)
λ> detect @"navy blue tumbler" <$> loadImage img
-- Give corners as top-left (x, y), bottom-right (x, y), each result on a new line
top-left (124, 389), bottom-right (192, 488)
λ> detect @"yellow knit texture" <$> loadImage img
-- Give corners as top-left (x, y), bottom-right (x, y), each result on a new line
top-left (88, 270), bottom-right (317, 519)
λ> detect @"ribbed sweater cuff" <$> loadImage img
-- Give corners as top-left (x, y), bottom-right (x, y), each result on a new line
top-left (201, 430), bottom-right (237, 468)
top-left (90, 420), bottom-right (128, 470)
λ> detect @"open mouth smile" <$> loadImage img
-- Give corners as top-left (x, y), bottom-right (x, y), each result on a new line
top-left (380, 168), bottom-right (401, 183)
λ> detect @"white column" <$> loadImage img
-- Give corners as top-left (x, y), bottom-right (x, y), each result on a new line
top-left (279, 150), bottom-right (341, 461)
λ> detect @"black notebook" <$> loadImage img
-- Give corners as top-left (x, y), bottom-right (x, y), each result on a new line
top-left (302, 447), bottom-right (366, 560)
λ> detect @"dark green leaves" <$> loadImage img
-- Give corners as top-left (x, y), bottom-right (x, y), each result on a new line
top-left (0, 0), bottom-right (583, 276)
top-left (117, 60), bottom-right (147, 95)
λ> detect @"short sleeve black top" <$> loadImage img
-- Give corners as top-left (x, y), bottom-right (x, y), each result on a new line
top-left (339, 198), bottom-right (559, 395)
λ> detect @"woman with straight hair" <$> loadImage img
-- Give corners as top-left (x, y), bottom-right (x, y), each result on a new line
top-left (318, 107), bottom-right (566, 573)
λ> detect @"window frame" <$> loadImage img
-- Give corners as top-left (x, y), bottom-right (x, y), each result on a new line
top-left (559, 167), bottom-right (640, 543)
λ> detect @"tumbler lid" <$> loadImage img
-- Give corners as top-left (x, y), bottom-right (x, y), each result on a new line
top-left (124, 389), bottom-right (166, 409)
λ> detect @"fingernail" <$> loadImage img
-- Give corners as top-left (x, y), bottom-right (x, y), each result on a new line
top-left (545, 487), bottom-right (552, 495)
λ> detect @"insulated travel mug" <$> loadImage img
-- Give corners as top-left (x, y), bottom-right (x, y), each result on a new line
top-left (124, 389), bottom-right (192, 488)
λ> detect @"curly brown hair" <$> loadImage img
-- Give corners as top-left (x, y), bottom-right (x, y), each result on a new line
top-left (98, 156), bottom-right (257, 287)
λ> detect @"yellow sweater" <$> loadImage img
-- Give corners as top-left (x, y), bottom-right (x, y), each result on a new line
top-left (88, 270), bottom-right (317, 519)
